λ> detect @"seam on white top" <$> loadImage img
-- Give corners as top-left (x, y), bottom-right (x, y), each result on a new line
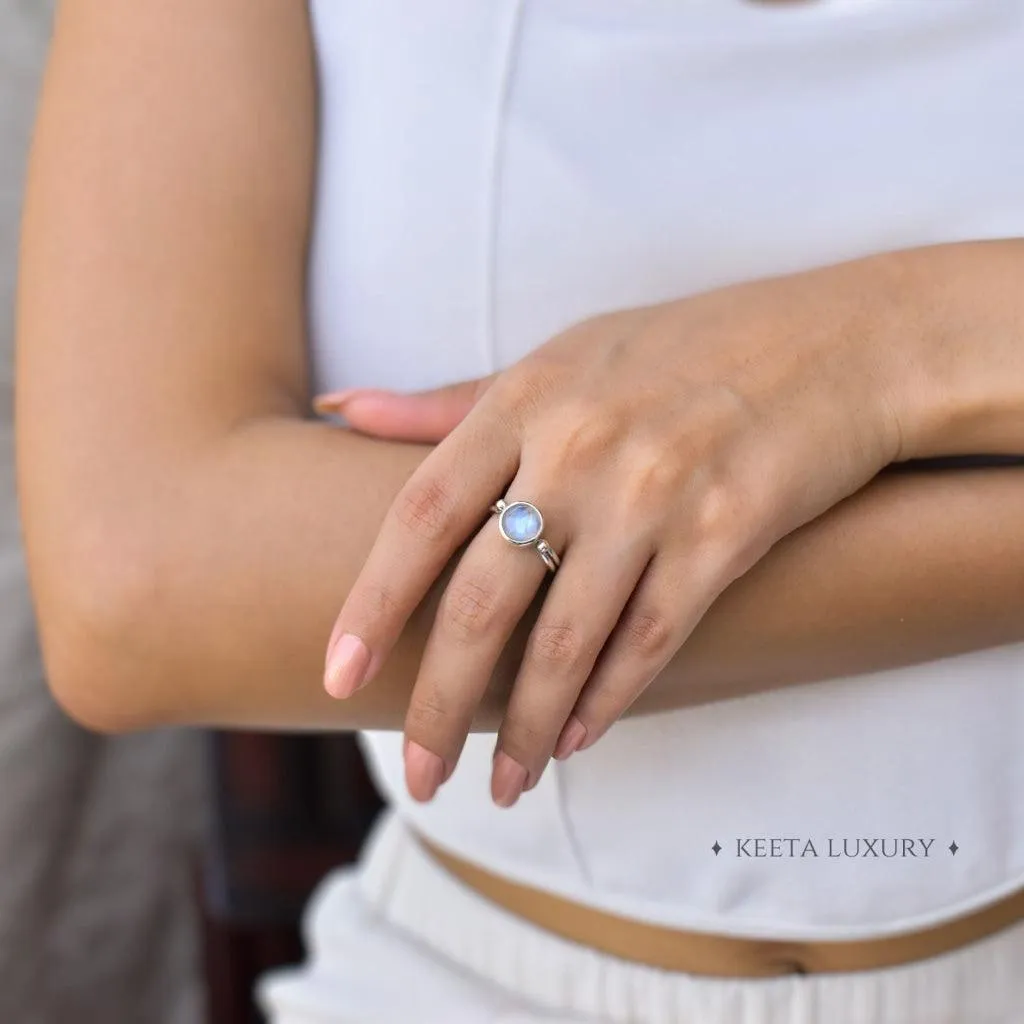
top-left (480, 0), bottom-right (528, 377)
top-left (554, 760), bottom-right (595, 889)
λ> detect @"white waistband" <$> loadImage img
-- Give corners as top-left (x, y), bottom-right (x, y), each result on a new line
top-left (324, 811), bottom-right (1023, 1024)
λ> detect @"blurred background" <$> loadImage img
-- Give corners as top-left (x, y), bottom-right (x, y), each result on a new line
top-left (0, 5), bottom-right (382, 1022)
top-left (1, 7), bottom-right (205, 1022)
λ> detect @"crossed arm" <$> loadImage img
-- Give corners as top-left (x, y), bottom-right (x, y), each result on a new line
top-left (16, 0), bottom-right (1024, 739)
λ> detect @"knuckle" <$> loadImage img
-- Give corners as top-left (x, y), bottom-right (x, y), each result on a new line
top-left (557, 410), bottom-right (620, 466)
top-left (440, 570), bottom-right (503, 643)
top-left (693, 472), bottom-right (755, 543)
top-left (621, 444), bottom-right (684, 510)
top-left (406, 684), bottom-right (453, 736)
top-left (690, 468), bottom-right (772, 580)
top-left (361, 581), bottom-right (402, 622)
top-left (621, 608), bottom-right (674, 660)
top-left (527, 621), bottom-right (586, 672)
top-left (492, 364), bottom-right (557, 424)
top-left (395, 475), bottom-right (455, 542)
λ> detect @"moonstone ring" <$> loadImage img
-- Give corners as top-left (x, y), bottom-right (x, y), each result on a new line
top-left (489, 499), bottom-right (561, 573)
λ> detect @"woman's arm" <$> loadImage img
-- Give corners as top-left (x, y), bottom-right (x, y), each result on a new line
top-left (17, 1), bottom-right (1024, 739)
top-left (16, 0), bottom-right (457, 731)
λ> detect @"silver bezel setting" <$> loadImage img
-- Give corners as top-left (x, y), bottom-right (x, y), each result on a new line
top-left (489, 497), bottom-right (561, 573)
top-left (495, 500), bottom-right (544, 546)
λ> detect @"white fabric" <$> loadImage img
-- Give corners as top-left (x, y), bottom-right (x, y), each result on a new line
top-left (305, 0), bottom-right (1024, 943)
top-left (259, 812), bottom-right (1024, 1023)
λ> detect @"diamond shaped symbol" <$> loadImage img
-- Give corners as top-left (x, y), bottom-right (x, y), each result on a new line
top-left (949, 841), bottom-right (959, 856)
top-left (712, 841), bottom-right (722, 855)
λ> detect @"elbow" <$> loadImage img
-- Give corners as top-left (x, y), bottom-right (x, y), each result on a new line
top-left (32, 534), bottom-right (175, 735)
top-left (43, 635), bottom-right (158, 737)
top-left (44, 643), bottom-right (147, 736)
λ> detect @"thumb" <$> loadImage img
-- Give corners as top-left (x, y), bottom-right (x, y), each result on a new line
top-left (313, 374), bottom-right (498, 443)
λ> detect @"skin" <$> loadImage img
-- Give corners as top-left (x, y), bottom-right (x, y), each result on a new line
top-left (16, 2), bottom-right (1024, 808)
top-left (319, 246), bottom-right (1024, 806)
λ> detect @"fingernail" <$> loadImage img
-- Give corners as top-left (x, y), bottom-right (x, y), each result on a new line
top-left (405, 741), bottom-right (446, 803)
top-left (313, 388), bottom-right (361, 415)
top-left (492, 751), bottom-right (528, 808)
top-left (553, 716), bottom-right (588, 761)
top-left (324, 633), bottom-right (371, 698)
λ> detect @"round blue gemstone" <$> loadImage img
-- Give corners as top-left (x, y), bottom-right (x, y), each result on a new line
top-left (500, 502), bottom-right (543, 545)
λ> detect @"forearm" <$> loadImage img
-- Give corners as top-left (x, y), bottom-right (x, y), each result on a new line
top-left (78, 432), bottom-right (1019, 733)
top-left (38, 357), bottom-right (1024, 738)
top-left (65, 245), bottom-right (1024, 734)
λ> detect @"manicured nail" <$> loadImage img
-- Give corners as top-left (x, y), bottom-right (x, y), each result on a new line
top-left (491, 751), bottom-right (528, 808)
top-left (524, 762), bottom-right (545, 792)
top-left (323, 633), bottom-right (371, 698)
top-left (405, 741), bottom-right (446, 803)
top-left (312, 388), bottom-right (361, 415)
top-left (553, 716), bottom-right (588, 761)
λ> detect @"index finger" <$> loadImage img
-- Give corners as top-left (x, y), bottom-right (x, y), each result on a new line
top-left (323, 407), bottom-right (519, 698)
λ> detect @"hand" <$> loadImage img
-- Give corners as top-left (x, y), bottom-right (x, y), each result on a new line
top-left (318, 257), bottom-right (909, 807)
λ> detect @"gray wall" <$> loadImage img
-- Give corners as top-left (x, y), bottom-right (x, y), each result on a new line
top-left (0, 4), bottom-right (204, 1021)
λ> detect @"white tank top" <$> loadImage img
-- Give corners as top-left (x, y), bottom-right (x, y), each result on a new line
top-left (307, 0), bottom-right (1024, 939)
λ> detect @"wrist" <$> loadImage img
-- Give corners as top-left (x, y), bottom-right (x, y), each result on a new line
top-left (875, 241), bottom-right (1024, 460)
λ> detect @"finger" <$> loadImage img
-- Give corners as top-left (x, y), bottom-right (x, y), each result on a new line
top-left (556, 550), bottom-right (704, 756)
top-left (402, 487), bottom-right (568, 801)
top-left (312, 387), bottom-right (361, 413)
top-left (490, 531), bottom-right (652, 807)
top-left (314, 375), bottom-right (497, 443)
top-left (323, 404), bottom-right (518, 699)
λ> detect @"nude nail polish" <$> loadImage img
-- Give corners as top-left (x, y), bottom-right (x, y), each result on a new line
top-left (492, 752), bottom-right (528, 808)
top-left (312, 388), bottom-right (360, 415)
top-left (323, 633), bottom-right (371, 698)
top-left (405, 741), bottom-right (446, 803)
top-left (524, 763), bottom-right (544, 792)
top-left (553, 716), bottom-right (588, 761)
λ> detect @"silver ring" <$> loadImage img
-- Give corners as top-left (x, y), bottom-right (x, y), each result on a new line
top-left (489, 499), bottom-right (561, 573)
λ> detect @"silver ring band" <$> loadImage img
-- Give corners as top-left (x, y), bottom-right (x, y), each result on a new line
top-left (489, 498), bottom-right (561, 573)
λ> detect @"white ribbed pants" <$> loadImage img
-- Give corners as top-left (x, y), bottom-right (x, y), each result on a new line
top-left (258, 813), bottom-right (1024, 1024)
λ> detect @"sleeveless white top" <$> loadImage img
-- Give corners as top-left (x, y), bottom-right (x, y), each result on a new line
top-left (307, 0), bottom-right (1024, 940)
